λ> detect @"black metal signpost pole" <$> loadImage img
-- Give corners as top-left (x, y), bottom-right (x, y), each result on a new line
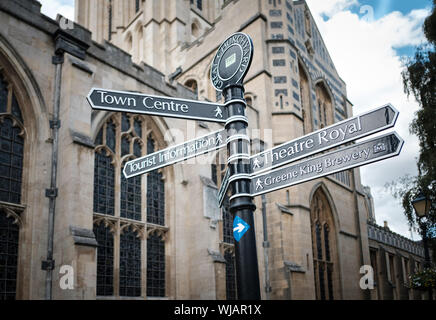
top-left (224, 85), bottom-right (261, 300)
top-left (211, 33), bottom-right (260, 300)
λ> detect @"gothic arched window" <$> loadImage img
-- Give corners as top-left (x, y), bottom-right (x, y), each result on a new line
top-left (315, 82), bottom-right (333, 129)
top-left (93, 221), bottom-right (114, 296)
top-left (211, 161), bottom-right (237, 300)
top-left (299, 63), bottom-right (312, 134)
top-left (310, 189), bottom-right (338, 300)
top-left (93, 113), bottom-right (167, 298)
top-left (93, 151), bottom-right (115, 215)
top-left (119, 226), bottom-right (141, 297)
top-left (0, 72), bottom-right (24, 300)
top-left (146, 232), bottom-right (165, 297)
top-left (184, 79), bottom-right (198, 97)
top-left (196, 0), bottom-right (203, 10)
top-left (108, 0), bottom-right (113, 41)
top-left (146, 135), bottom-right (165, 226)
top-left (191, 23), bottom-right (200, 39)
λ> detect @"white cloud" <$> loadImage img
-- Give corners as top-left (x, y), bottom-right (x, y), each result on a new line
top-left (307, 0), bottom-right (358, 18)
top-left (39, 0), bottom-right (75, 21)
top-left (306, 0), bottom-right (430, 239)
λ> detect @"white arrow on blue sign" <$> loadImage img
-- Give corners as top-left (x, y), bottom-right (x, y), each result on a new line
top-left (233, 216), bottom-right (250, 242)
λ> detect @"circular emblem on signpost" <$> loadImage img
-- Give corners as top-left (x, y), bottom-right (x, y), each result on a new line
top-left (210, 32), bottom-right (253, 91)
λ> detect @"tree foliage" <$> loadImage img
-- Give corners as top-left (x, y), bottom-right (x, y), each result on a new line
top-left (390, 0), bottom-right (436, 244)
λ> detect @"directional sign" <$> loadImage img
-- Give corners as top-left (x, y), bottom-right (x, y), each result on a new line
top-left (218, 168), bottom-right (230, 207)
top-left (233, 216), bottom-right (250, 242)
top-left (250, 104), bottom-right (399, 175)
top-left (123, 129), bottom-right (226, 179)
top-left (210, 33), bottom-right (253, 91)
top-left (250, 132), bottom-right (404, 197)
top-left (87, 88), bottom-right (228, 123)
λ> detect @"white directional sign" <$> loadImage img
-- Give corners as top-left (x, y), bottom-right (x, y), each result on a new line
top-left (87, 88), bottom-right (228, 123)
top-left (123, 129), bottom-right (226, 179)
top-left (250, 132), bottom-right (404, 197)
top-left (218, 168), bottom-right (230, 207)
top-left (250, 104), bottom-right (399, 175)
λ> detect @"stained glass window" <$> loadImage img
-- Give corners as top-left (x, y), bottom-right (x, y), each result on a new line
top-left (108, 0), bottom-right (112, 41)
top-left (0, 73), bottom-right (24, 301)
top-left (211, 164), bottom-right (217, 185)
top-left (222, 197), bottom-right (233, 244)
top-left (225, 251), bottom-right (236, 300)
top-left (121, 136), bottom-right (130, 156)
top-left (316, 222), bottom-right (322, 260)
top-left (133, 140), bottom-right (141, 158)
top-left (147, 233), bottom-right (165, 297)
top-left (0, 75), bottom-right (7, 113)
top-left (0, 118), bottom-right (23, 205)
top-left (324, 224), bottom-right (330, 262)
top-left (120, 172), bottom-right (141, 221)
top-left (119, 227), bottom-right (141, 297)
top-left (106, 120), bottom-right (116, 152)
top-left (146, 136), bottom-right (165, 226)
top-left (147, 135), bottom-right (155, 154)
top-left (121, 113), bottom-right (130, 132)
top-left (318, 263), bottom-right (325, 300)
top-left (211, 162), bottom-right (236, 297)
top-left (94, 223), bottom-right (114, 296)
top-left (311, 190), bottom-right (336, 300)
top-left (93, 151), bottom-right (115, 215)
top-left (133, 118), bottom-right (142, 137)
top-left (327, 265), bottom-right (334, 300)
top-left (0, 213), bottom-right (19, 300)
top-left (94, 114), bottom-right (167, 298)
top-left (147, 170), bottom-right (165, 225)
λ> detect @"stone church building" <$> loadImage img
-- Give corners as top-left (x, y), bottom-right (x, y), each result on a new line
top-left (0, 0), bottom-right (427, 300)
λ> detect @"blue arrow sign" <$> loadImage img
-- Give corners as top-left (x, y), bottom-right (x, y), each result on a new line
top-left (233, 216), bottom-right (250, 242)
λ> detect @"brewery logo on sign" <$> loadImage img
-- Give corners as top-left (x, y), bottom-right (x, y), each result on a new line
top-left (210, 33), bottom-right (253, 91)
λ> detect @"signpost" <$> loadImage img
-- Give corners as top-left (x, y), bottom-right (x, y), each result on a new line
top-left (211, 32), bottom-right (261, 300)
top-left (250, 132), bottom-right (403, 197)
top-left (87, 88), bottom-right (228, 123)
top-left (86, 31), bottom-right (405, 301)
top-left (250, 104), bottom-right (399, 175)
top-left (123, 129), bottom-right (226, 179)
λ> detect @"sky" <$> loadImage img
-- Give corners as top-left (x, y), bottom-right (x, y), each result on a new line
top-left (305, 0), bottom-right (432, 240)
top-left (39, 0), bottom-right (433, 240)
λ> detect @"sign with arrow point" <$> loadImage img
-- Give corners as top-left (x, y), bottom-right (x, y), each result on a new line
top-left (250, 104), bottom-right (399, 175)
top-left (87, 88), bottom-right (228, 123)
top-left (123, 129), bottom-right (226, 178)
top-left (250, 132), bottom-right (404, 197)
top-left (233, 216), bottom-right (250, 242)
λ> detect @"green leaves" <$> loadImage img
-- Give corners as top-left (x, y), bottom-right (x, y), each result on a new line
top-left (410, 267), bottom-right (436, 290)
top-left (398, 0), bottom-right (436, 232)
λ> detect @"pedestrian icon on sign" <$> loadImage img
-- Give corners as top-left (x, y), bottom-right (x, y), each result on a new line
top-left (253, 158), bottom-right (261, 170)
top-left (255, 178), bottom-right (263, 190)
top-left (216, 133), bottom-right (223, 145)
top-left (215, 106), bottom-right (223, 118)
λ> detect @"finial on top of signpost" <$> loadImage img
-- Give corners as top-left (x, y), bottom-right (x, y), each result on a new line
top-left (210, 32), bottom-right (254, 92)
